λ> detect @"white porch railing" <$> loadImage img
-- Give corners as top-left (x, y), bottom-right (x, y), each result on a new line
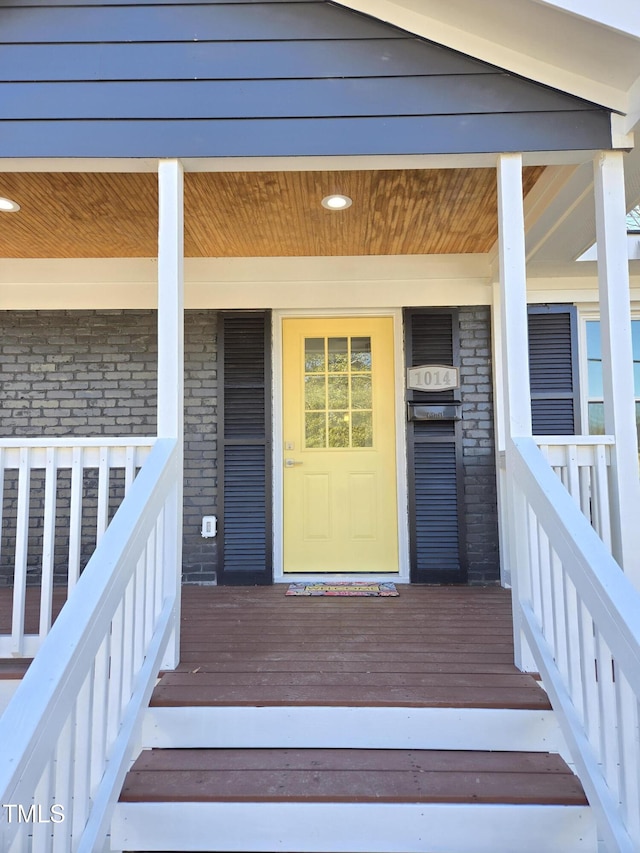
top-left (509, 436), bottom-right (640, 852)
top-left (535, 436), bottom-right (615, 550)
top-left (0, 438), bottom-right (154, 657)
top-left (0, 437), bottom-right (180, 853)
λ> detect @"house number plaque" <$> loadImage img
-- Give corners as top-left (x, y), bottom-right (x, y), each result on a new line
top-left (406, 364), bottom-right (459, 392)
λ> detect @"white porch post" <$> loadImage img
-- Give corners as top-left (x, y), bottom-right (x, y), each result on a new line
top-left (594, 150), bottom-right (640, 587)
top-left (497, 153), bottom-right (536, 671)
top-left (158, 158), bottom-right (184, 668)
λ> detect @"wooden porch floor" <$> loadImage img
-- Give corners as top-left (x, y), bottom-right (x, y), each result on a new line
top-left (152, 584), bottom-right (549, 711)
top-left (0, 583), bottom-right (548, 710)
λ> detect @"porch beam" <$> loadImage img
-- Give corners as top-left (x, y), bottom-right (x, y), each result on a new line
top-left (496, 153), bottom-right (536, 672)
top-left (593, 150), bottom-right (640, 586)
top-left (157, 158), bottom-right (184, 668)
top-left (0, 150), bottom-right (603, 174)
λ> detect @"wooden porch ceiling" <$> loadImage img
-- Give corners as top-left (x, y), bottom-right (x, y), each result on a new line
top-left (0, 167), bottom-right (544, 259)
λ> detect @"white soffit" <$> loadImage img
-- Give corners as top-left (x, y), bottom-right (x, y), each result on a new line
top-left (337, 0), bottom-right (640, 113)
top-left (527, 144), bottom-right (640, 263)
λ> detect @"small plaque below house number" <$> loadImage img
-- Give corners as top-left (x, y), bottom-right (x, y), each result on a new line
top-left (407, 364), bottom-right (459, 392)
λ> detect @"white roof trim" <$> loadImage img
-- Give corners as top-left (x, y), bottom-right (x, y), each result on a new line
top-left (334, 0), bottom-right (636, 113)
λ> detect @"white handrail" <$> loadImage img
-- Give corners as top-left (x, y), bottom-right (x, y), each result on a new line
top-left (0, 437), bottom-right (179, 853)
top-left (510, 436), bottom-right (640, 853)
top-left (0, 437), bottom-right (154, 657)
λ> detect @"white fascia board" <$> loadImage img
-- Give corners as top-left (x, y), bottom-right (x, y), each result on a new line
top-left (623, 77), bottom-right (640, 136)
top-left (0, 255), bottom-right (493, 310)
top-left (611, 115), bottom-right (635, 150)
top-left (532, 0), bottom-right (640, 40)
top-left (333, 0), bottom-right (628, 111)
top-left (0, 151), bottom-right (600, 174)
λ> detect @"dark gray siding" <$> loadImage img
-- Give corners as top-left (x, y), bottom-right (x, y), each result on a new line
top-left (0, 0), bottom-right (612, 158)
top-left (0, 310), bottom-right (219, 585)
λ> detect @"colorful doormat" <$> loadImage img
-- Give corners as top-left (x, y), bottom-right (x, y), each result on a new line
top-left (286, 581), bottom-right (399, 597)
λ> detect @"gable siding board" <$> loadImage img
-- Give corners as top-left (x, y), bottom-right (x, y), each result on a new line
top-left (0, 4), bottom-right (403, 42)
top-left (0, 1), bottom-right (612, 158)
top-left (1, 76), bottom-right (604, 121)
top-left (0, 113), bottom-right (612, 159)
top-left (0, 40), bottom-right (496, 83)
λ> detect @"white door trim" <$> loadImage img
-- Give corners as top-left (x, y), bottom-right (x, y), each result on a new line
top-left (272, 308), bottom-right (410, 584)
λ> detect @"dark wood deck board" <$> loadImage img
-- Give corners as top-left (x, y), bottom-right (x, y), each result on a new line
top-left (2, 585), bottom-right (548, 709)
top-left (0, 658), bottom-right (31, 679)
top-left (147, 585), bottom-right (549, 709)
top-left (0, 587), bottom-right (66, 637)
top-left (120, 748), bottom-right (587, 806)
top-left (150, 685), bottom-right (549, 709)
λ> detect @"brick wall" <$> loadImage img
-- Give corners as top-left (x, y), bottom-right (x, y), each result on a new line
top-left (0, 309), bottom-right (218, 584)
top-left (458, 306), bottom-right (500, 584)
top-left (0, 307), bottom-right (500, 587)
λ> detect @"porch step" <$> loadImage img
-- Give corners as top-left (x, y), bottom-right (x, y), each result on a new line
top-left (111, 747), bottom-right (595, 852)
top-left (142, 704), bottom-right (564, 753)
top-left (150, 668), bottom-right (550, 708)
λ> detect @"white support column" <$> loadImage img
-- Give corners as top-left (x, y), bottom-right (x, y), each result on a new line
top-left (497, 153), bottom-right (532, 441)
top-left (594, 151), bottom-right (640, 588)
top-left (157, 158), bottom-right (184, 668)
top-left (158, 159), bottom-right (184, 441)
top-left (497, 153), bottom-right (536, 671)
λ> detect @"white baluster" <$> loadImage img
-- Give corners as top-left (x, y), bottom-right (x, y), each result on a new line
top-left (40, 447), bottom-right (58, 638)
top-left (68, 446), bottom-right (83, 591)
top-left (12, 447), bottom-right (31, 657)
top-left (96, 446), bottom-right (110, 544)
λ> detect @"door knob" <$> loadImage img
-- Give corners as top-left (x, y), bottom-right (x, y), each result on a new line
top-left (284, 459), bottom-right (303, 467)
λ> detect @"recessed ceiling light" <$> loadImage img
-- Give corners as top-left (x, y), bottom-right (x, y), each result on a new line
top-left (0, 197), bottom-right (20, 213)
top-left (321, 194), bottom-right (352, 211)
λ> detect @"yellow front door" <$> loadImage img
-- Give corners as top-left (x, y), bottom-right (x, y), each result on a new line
top-left (282, 317), bottom-right (399, 573)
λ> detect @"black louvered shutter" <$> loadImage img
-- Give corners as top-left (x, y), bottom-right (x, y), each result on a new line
top-left (219, 312), bottom-right (272, 584)
top-left (405, 309), bottom-right (466, 584)
top-left (528, 305), bottom-right (580, 435)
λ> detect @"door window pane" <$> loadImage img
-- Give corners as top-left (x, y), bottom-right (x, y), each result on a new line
top-left (328, 337), bottom-right (349, 372)
top-left (304, 376), bottom-right (325, 410)
top-left (351, 375), bottom-right (372, 409)
top-left (352, 411), bottom-right (373, 447)
top-left (305, 338), bottom-right (325, 373)
top-left (328, 411), bottom-right (350, 448)
top-left (305, 412), bottom-right (326, 448)
top-left (328, 375), bottom-right (349, 409)
top-left (351, 337), bottom-right (372, 371)
top-left (303, 335), bottom-right (374, 449)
